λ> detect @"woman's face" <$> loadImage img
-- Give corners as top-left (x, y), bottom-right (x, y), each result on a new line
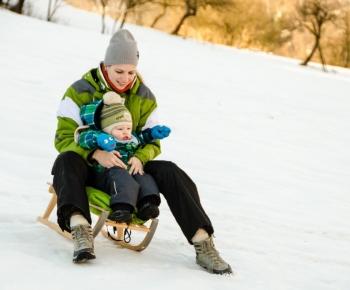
top-left (105, 64), bottom-right (136, 90)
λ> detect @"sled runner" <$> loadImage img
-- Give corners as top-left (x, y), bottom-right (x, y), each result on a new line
top-left (37, 182), bottom-right (158, 251)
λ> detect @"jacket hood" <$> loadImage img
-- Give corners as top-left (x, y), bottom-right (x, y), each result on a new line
top-left (73, 99), bottom-right (104, 143)
top-left (80, 99), bottom-right (104, 130)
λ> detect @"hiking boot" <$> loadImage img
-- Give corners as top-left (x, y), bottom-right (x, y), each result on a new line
top-left (194, 236), bottom-right (232, 275)
top-left (110, 210), bottom-right (132, 224)
top-left (71, 224), bottom-right (95, 263)
top-left (136, 202), bottom-right (159, 221)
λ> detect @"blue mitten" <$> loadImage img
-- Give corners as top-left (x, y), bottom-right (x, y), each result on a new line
top-left (151, 125), bottom-right (171, 139)
top-left (97, 133), bottom-right (116, 152)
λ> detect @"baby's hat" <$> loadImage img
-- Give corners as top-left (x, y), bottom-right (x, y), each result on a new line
top-left (100, 92), bottom-right (132, 134)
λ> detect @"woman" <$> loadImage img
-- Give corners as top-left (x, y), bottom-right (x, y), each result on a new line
top-left (52, 29), bottom-right (232, 275)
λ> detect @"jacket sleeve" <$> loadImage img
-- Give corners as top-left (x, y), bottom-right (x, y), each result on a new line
top-left (54, 86), bottom-right (95, 164)
top-left (78, 130), bottom-right (100, 150)
top-left (137, 128), bottom-right (155, 145)
top-left (132, 87), bottom-right (161, 165)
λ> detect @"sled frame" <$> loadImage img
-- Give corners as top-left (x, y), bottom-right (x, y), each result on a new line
top-left (37, 182), bottom-right (158, 251)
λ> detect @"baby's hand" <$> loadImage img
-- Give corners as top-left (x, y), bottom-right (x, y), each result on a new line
top-left (127, 157), bottom-right (144, 175)
top-left (151, 125), bottom-right (171, 139)
top-left (97, 133), bottom-right (116, 152)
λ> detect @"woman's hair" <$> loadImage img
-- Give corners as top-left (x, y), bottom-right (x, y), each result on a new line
top-left (136, 71), bottom-right (145, 84)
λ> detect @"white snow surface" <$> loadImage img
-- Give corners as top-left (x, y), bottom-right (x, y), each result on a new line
top-left (1, 1), bottom-right (350, 289)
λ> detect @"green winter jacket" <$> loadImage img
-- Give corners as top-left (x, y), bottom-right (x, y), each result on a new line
top-left (54, 64), bottom-right (161, 166)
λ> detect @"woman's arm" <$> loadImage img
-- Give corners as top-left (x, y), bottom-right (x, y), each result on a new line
top-left (131, 84), bottom-right (161, 165)
top-left (78, 130), bottom-right (101, 150)
top-left (55, 87), bottom-right (94, 162)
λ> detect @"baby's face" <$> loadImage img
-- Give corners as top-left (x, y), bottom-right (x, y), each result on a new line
top-left (110, 125), bottom-right (132, 140)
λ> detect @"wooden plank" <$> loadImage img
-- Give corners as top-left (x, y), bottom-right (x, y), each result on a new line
top-left (101, 219), bottom-right (158, 251)
top-left (37, 216), bottom-right (72, 239)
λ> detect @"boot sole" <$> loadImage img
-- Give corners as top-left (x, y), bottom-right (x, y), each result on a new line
top-left (73, 250), bottom-right (96, 263)
top-left (136, 205), bottom-right (159, 221)
top-left (196, 258), bottom-right (233, 275)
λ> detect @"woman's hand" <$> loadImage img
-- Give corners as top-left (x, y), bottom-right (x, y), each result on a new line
top-left (127, 157), bottom-right (144, 175)
top-left (92, 149), bottom-right (127, 169)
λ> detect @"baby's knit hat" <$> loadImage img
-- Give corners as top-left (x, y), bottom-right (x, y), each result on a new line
top-left (100, 92), bottom-right (132, 134)
top-left (104, 29), bottom-right (139, 66)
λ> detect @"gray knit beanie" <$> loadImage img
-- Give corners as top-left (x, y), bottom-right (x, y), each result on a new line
top-left (104, 29), bottom-right (139, 66)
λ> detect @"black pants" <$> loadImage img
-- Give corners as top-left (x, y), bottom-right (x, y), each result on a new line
top-left (51, 151), bottom-right (214, 244)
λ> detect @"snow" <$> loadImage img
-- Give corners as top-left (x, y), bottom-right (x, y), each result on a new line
top-left (1, 1), bottom-right (350, 289)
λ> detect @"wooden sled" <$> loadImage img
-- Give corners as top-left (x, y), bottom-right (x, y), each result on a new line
top-left (37, 182), bottom-right (158, 251)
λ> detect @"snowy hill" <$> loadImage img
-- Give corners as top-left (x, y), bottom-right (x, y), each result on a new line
top-left (0, 2), bottom-right (350, 289)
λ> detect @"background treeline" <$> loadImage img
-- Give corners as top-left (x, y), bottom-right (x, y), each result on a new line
top-left (3, 0), bottom-right (350, 70)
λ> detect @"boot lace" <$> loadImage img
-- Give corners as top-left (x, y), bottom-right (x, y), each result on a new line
top-left (195, 237), bottom-right (225, 266)
top-left (72, 225), bottom-right (93, 248)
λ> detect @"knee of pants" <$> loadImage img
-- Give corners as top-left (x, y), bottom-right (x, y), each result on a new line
top-left (56, 151), bottom-right (84, 164)
top-left (52, 151), bottom-right (89, 176)
top-left (145, 160), bottom-right (179, 175)
top-left (107, 167), bottom-right (141, 192)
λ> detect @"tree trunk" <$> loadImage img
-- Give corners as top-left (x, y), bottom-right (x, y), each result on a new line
top-left (101, 14), bottom-right (106, 34)
top-left (150, 8), bottom-right (166, 28)
top-left (112, 0), bottom-right (124, 34)
top-left (345, 35), bottom-right (350, 68)
top-left (119, 11), bottom-right (128, 29)
top-left (318, 43), bottom-right (327, 71)
top-left (12, 0), bottom-right (25, 14)
top-left (171, 13), bottom-right (191, 35)
top-left (301, 36), bottom-right (319, 66)
top-left (47, 0), bottom-right (52, 21)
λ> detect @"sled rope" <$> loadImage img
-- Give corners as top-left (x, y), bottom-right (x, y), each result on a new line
top-left (106, 225), bottom-right (132, 243)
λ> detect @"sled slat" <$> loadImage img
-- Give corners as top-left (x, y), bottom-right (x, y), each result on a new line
top-left (101, 219), bottom-right (158, 251)
top-left (41, 191), bottom-right (57, 219)
top-left (89, 203), bottom-right (110, 238)
top-left (37, 216), bottom-right (72, 239)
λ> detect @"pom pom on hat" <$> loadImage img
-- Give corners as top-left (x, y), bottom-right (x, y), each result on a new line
top-left (103, 91), bottom-right (122, 105)
top-left (100, 92), bottom-right (132, 135)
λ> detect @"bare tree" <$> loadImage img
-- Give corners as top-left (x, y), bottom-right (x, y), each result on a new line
top-left (99, 0), bottom-right (110, 34)
top-left (119, 0), bottom-right (131, 28)
top-left (10, 0), bottom-right (25, 14)
top-left (47, 0), bottom-right (65, 22)
top-left (0, 0), bottom-right (11, 9)
top-left (336, 0), bottom-right (350, 67)
top-left (85, 0), bottom-right (112, 34)
top-left (211, 0), bottom-right (291, 51)
top-left (118, 0), bottom-right (150, 29)
top-left (110, 0), bottom-right (125, 33)
top-left (150, 0), bottom-right (181, 28)
top-left (171, 0), bottom-right (235, 35)
top-left (296, 0), bottom-right (340, 70)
